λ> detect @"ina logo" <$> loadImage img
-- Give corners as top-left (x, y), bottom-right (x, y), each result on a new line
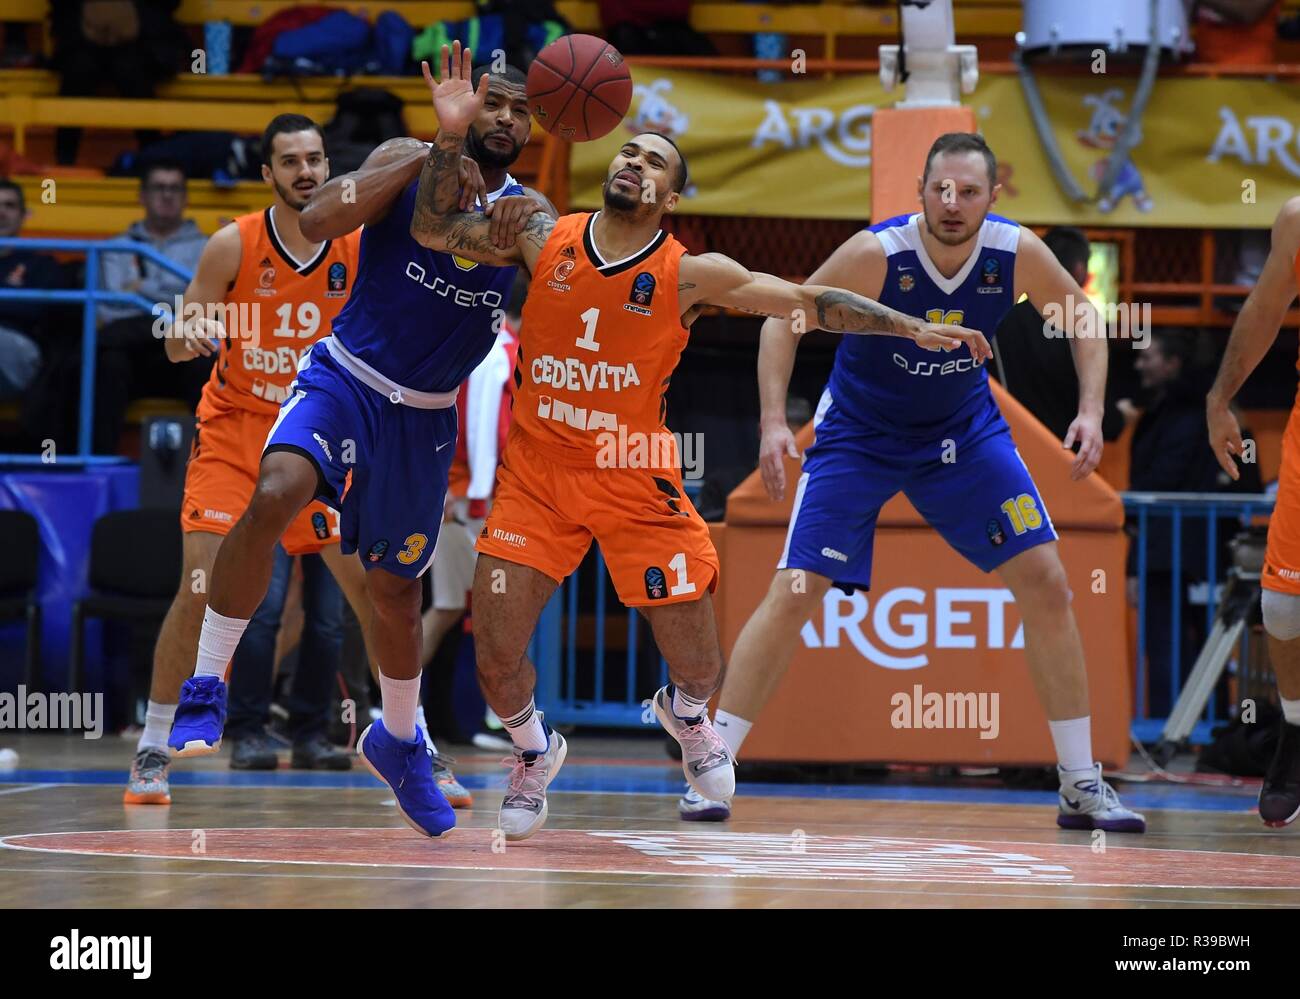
top-left (982, 257), bottom-right (1000, 286)
top-left (327, 261), bottom-right (347, 292)
top-left (644, 566), bottom-right (667, 600)
top-left (630, 271), bottom-right (656, 306)
top-left (986, 518), bottom-right (1006, 546)
top-left (898, 272), bottom-right (915, 293)
top-left (367, 539), bottom-right (389, 563)
top-left (311, 511), bottom-right (329, 540)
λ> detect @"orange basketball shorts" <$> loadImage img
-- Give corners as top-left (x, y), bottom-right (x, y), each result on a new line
top-left (181, 397), bottom-right (339, 556)
top-left (1265, 407), bottom-right (1300, 594)
top-left (477, 431), bottom-right (719, 607)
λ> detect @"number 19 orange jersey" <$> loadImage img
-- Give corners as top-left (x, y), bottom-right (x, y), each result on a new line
top-left (512, 211), bottom-right (689, 466)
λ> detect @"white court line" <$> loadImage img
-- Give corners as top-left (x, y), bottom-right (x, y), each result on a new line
top-left (0, 783), bottom-right (56, 796)
top-left (0, 865), bottom-right (1286, 908)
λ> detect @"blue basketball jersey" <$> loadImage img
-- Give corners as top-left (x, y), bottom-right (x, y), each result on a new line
top-left (827, 212), bottom-right (1020, 435)
top-left (330, 175), bottom-right (524, 394)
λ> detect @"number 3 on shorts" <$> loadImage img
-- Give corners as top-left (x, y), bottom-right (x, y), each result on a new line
top-left (396, 533), bottom-right (428, 565)
top-left (1000, 493), bottom-right (1042, 536)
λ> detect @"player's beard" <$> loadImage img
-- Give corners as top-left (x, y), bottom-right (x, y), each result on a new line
top-left (273, 177), bottom-right (315, 211)
top-left (923, 207), bottom-right (987, 247)
top-left (467, 127), bottom-right (521, 170)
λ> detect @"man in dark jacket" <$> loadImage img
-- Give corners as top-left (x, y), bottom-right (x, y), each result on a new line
top-left (0, 179), bottom-right (64, 400)
top-left (1126, 328), bottom-right (1261, 717)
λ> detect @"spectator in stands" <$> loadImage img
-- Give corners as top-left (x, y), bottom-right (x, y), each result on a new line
top-left (95, 159), bottom-right (209, 453)
top-left (0, 180), bottom-right (64, 402)
top-left (1188, 0), bottom-right (1281, 64)
top-left (1125, 328), bottom-right (1261, 718)
top-left (992, 226), bottom-right (1130, 443)
top-left (49, 0), bottom-right (188, 165)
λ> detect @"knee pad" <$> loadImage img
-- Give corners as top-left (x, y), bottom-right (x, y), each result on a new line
top-left (1261, 589), bottom-right (1300, 641)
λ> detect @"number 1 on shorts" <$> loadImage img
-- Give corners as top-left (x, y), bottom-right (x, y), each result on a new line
top-left (669, 551), bottom-right (696, 597)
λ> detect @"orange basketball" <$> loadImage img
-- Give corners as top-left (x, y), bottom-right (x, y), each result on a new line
top-left (526, 34), bottom-right (632, 142)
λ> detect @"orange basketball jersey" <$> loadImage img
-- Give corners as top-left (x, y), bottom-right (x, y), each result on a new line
top-left (204, 208), bottom-right (360, 415)
top-left (514, 212), bottom-right (689, 466)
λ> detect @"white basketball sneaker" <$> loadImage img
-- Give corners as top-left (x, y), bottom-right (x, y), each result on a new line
top-left (678, 784), bottom-right (731, 822)
top-left (652, 686), bottom-right (735, 802)
top-left (1056, 763), bottom-right (1146, 833)
top-left (498, 723), bottom-right (568, 842)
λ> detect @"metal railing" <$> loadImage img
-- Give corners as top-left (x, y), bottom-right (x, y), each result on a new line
top-left (1124, 491), bottom-right (1274, 743)
top-left (0, 237), bottom-right (192, 464)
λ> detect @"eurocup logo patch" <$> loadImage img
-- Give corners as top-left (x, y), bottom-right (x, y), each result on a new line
top-left (311, 511), bottom-right (329, 540)
top-left (982, 257), bottom-right (1000, 286)
top-left (367, 539), bottom-right (389, 563)
top-left (644, 566), bottom-right (667, 600)
top-left (986, 518), bottom-right (1006, 547)
top-left (630, 271), bottom-right (656, 306)
top-left (327, 261), bottom-right (347, 293)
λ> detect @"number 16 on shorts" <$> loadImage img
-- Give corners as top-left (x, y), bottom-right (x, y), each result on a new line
top-left (1000, 492), bottom-right (1043, 536)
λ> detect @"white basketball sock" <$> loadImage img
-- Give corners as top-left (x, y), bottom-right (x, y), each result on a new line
top-left (672, 685), bottom-right (710, 721)
top-left (194, 607), bottom-right (249, 680)
top-left (1049, 716), bottom-right (1094, 774)
top-left (713, 710), bottom-right (753, 757)
top-left (501, 698), bottom-right (548, 753)
top-left (137, 701), bottom-right (177, 753)
top-left (414, 704), bottom-right (438, 753)
top-left (379, 673), bottom-right (421, 742)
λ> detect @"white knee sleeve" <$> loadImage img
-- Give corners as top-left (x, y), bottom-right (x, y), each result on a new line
top-left (1261, 589), bottom-right (1300, 641)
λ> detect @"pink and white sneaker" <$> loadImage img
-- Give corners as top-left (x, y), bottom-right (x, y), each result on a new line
top-left (652, 686), bottom-right (735, 802)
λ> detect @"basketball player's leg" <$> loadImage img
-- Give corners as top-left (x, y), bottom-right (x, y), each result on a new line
top-left (913, 426), bottom-right (1143, 832)
top-left (1257, 416), bottom-right (1300, 825)
top-left (473, 438), bottom-right (590, 839)
top-left (124, 529), bottom-right (222, 804)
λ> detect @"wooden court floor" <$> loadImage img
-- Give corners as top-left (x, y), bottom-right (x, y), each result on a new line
top-left (1, 731), bottom-right (1298, 908)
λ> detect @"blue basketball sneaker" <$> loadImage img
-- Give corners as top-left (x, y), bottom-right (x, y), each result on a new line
top-left (358, 720), bottom-right (456, 838)
top-left (168, 676), bottom-right (228, 757)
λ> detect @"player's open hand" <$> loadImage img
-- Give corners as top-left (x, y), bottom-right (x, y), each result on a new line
top-left (458, 156), bottom-right (487, 211)
top-left (178, 316), bottom-right (222, 358)
top-left (1062, 410), bottom-right (1103, 480)
top-left (484, 195), bottom-right (547, 248)
top-left (421, 42), bottom-right (488, 137)
top-left (1207, 398), bottom-right (1245, 482)
top-left (912, 322), bottom-right (992, 363)
top-left (759, 422), bottom-right (800, 501)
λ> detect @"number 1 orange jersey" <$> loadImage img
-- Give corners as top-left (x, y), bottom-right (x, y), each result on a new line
top-left (511, 211), bottom-right (689, 466)
top-left (203, 208), bottom-right (360, 416)
top-left (479, 212), bottom-right (718, 607)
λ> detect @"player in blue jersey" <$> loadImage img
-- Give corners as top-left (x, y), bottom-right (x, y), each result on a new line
top-left (166, 53), bottom-right (556, 838)
top-left (686, 133), bottom-right (1146, 833)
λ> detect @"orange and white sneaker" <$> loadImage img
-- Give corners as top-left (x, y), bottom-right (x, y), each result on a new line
top-left (123, 747), bottom-right (171, 805)
top-left (431, 754), bottom-right (473, 809)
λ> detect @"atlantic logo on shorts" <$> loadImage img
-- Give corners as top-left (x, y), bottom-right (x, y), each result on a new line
top-left (312, 433), bottom-right (333, 462)
top-left (801, 586), bottom-right (1025, 670)
top-left (203, 508), bottom-right (232, 523)
top-left (491, 528), bottom-right (527, 548)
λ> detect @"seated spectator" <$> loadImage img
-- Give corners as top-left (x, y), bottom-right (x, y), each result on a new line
top-left (0, 179), bottom-right (64, 402)
top-left (95, 159), bottom-right (209, 453)
top-left (991, 226), bottom-right (1127, 443)
top-left (49, 0), bottom-right (188, 165)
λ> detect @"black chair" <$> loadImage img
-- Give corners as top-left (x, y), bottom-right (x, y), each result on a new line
top-left (0, 510), bottom-right (42, 688)
top-left (69, 509), bottom-right (182, 694)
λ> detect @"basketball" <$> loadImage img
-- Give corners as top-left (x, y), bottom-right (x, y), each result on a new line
top-left (526, 34), bottom-right (632, 142)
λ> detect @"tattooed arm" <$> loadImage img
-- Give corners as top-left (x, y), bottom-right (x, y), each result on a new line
top-left (677, 251), bottom-right (993, 356)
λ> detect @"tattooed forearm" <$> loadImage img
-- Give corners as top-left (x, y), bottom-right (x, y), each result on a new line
top-left (813, 289), bottom-right (917, 336)
top-left (412, 131), bottom-right (467, 237)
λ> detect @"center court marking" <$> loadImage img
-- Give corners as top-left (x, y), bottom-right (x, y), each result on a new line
top-left (3, 828), bottom-right (1299, 890)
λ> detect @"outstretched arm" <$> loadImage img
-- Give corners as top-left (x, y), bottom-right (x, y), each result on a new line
top-left (1208, 196), bottom-right (1300, 479)
top-left (678, 252), bottom-right (992, 356)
